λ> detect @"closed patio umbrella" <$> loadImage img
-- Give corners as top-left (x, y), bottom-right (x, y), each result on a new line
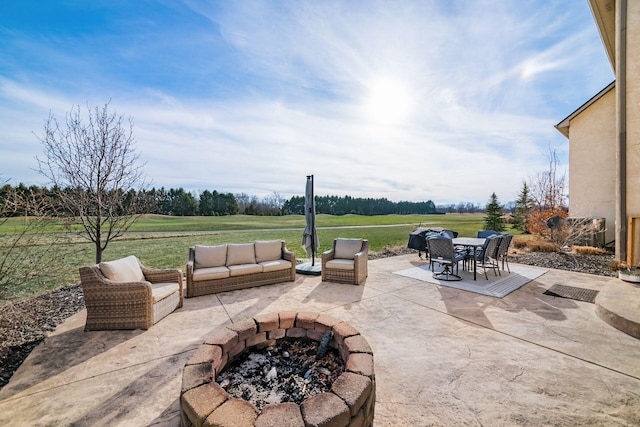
top-left (297, 175), bottom-right (321, 275)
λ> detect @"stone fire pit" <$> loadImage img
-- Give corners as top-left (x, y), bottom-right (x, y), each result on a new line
top-left (181, 311), bottom-right (375, 427)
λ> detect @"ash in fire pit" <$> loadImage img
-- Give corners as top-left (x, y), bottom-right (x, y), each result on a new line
top-left (217, 337), bottom-right (344, 410)
top-left (181, 311), bottom-right (376, 427)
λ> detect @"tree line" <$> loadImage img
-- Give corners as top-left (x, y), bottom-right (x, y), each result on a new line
top-left (1, 183), bottom-right (440, 217)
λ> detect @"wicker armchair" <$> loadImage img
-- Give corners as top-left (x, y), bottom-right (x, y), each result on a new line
top-left (321, 238), bottom-right (368, 285)
top-left (79, 255), bottom-right (183, 331)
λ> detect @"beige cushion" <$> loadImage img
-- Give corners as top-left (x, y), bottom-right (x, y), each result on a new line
top-left (254, 240), bottom-right (283, 263)
top-left (193, 266), bottom-right (230, 281)
top-left (334, 239), bottom-right (364, 260)
top-left (228, 264), bottom-right (263, 276)
top-left (194, 245), bottom-right (227, 269)
top-left (151, 282), bottom-right (180, 303)
top-left (226, 243), bottom-right (256, 266)
top-left (325, 259), bottom-right (355, 270)
top-left (99, 255), bottom-right (145, 283)
top-left (259, 260), bottom-right (292, 273)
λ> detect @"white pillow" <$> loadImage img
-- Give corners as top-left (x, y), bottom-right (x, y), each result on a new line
top-left (334, 239), bottom-right (363, 260)
top-left (194, 245), bottom-right (228, 268)
top-left (254, 240), bottom-right (282, 263)
top-left (99, 255), bottom-right (145, 283)
top-left (226, 243), bottom-right (256, 265)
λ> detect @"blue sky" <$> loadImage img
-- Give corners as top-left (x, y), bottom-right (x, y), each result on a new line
top-left (0, 1), bottom-right (614, 205)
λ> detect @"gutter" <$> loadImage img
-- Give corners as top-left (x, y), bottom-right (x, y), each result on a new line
top-left (616, 0), bottom-right (627, 261)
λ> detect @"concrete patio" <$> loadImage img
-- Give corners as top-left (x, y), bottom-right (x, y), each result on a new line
top-left (1, 254), bottom-right (639, 426)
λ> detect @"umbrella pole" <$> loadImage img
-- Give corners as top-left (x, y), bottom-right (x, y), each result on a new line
top-left (310, 174), bottom-right (315, 266)
top-left (297, 174), bottom-right (321, 275)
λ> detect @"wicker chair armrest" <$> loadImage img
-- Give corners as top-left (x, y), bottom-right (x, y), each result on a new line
top-left (353, 250), bottom-right (368, 260)
top-left (321, 249), bottom-right (336, 262)
top-left (282, 247), bottom-right (295, 264)
top-left (83, 278), bottom-right (153, 302)
top-left (353, 240), bottom-right (369, 260)
top-left (141, 266), bottom-right (183, 284)
top-left (100, 279), bottom-right (152, 289)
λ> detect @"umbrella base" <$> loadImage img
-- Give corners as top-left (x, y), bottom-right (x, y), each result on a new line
top-left (296, 261), bottom-right (322, 276)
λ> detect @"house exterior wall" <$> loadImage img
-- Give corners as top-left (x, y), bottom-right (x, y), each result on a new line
top-left (625, 1), bottom-right (640, 262)
top-left (626, 2), bottom-right (640, 215)
top-left (568, 89), bottom-right (616, 244)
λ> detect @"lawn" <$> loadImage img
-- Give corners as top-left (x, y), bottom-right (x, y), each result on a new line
top-left (1, 213), bottom-right (509, 302)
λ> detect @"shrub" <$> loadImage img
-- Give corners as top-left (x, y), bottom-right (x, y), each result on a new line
top-left (528, 241), bottom-right (559, 252)
top-left (512, 238), bottom-right (558, 252)
top-left (572, 246), bottom-right (607, 255)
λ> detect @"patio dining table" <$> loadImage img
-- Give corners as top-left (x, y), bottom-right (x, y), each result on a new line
top-left (452, 237), bottom-right (486, 280)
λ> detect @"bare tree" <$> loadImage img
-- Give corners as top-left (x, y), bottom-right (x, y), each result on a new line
top-left (36, 102), bottom-right (146, 263)
top-left (526, 147), bottom-right (568, 236)
top-left (528, 148), bottom-right (567, 212)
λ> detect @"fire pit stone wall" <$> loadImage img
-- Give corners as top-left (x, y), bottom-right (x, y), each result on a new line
top-left (181, 311), bottom-right (375, 427)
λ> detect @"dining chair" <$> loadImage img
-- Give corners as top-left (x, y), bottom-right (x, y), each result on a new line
top-left (495, 234), bottom-right (513, 273)
top-left (476, 235), bottom-right (502, 279)
top-left (477, 230), bottom-right (499, 238)
top-left (427, 236), bottom-right (466, 281)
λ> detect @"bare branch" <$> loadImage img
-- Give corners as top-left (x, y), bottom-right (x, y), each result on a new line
top-left (35, 102), bottom-right (147, 263)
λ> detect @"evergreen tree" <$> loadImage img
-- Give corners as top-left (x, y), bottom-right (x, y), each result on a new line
top-left (513, 181), bottom-right (531, 232)
top-left (483, 192), bottom-right (505, 232)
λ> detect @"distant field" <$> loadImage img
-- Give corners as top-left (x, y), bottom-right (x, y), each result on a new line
top-left (1, 213), bottom-right (509, 301)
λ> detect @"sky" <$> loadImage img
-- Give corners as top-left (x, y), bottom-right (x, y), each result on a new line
top-left (0, 0), bottom-right (614, 206)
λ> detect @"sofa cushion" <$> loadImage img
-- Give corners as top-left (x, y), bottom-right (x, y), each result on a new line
top-left (194, 245), bottom-right (227, 269)
top-left (254, 240), bottom-right (283, 263)
top-left (334, 239), bottom-right (364, 260)
top-left (193, 266), bottom-right (230, 281)
top-left (151, 282), bottom-right (180, 303)
top-left (325, 259), bottom-right (355, 270)
top-left (226, 243), bottom-right (256, 266)
top-left (228, 264), bottom-right (263, 276)
top-left (99, 255), bottom-right (145, 283)
top-left (259, 260), bottom-right (292, 273)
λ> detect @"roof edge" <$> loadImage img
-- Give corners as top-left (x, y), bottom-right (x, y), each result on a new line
top-left (554, 80), bottom-right (615, 138)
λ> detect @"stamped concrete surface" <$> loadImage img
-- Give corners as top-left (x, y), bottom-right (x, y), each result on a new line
top-left (1, 254), bottom-right (639, 426)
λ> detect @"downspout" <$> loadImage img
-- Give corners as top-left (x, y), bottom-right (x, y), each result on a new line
top-left (616, 0), bottom-right (627, 262)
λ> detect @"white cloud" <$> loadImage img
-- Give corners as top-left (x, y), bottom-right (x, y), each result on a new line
top-left (0, 0), bottom-right (613, 204)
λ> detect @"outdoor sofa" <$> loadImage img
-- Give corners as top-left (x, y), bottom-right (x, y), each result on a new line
top-left (186, 240), bottom-right (296, 297)
top-left (79, 255), bottom-right (183, 331)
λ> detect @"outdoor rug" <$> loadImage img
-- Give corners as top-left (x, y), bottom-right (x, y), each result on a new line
top-left (543, 284), bottom-right (599, 303)
top-left (393, 264), bottom-right (548, 298)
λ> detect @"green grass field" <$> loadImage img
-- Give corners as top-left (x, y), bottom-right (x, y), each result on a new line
top-left (1, 213), bottom-right (506, 302)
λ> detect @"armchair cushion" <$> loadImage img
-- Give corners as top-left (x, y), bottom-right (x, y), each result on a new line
top-left (255, 240), bottom-right (283, 263)
top-left (226, 243), bottom-right (256, 266)
top-left (151, 282), bottom-right (181, 303)
top-left (194, 245), bottom-right (227, 269)
top-left (99, 255), bottom-right (145, 283)
top-left (334, 239), bottom-right (364, 260)
top-left (325, 259), bottom-right (355, 270)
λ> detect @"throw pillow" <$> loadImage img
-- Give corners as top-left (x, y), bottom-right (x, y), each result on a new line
top-left (99, 255), bottom-right (145, 283)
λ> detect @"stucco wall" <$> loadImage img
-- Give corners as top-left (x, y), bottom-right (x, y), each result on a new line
top-left (626, 1), bottom-right (640, 216)
top-left (568, 88), bottom-right (616, 244)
